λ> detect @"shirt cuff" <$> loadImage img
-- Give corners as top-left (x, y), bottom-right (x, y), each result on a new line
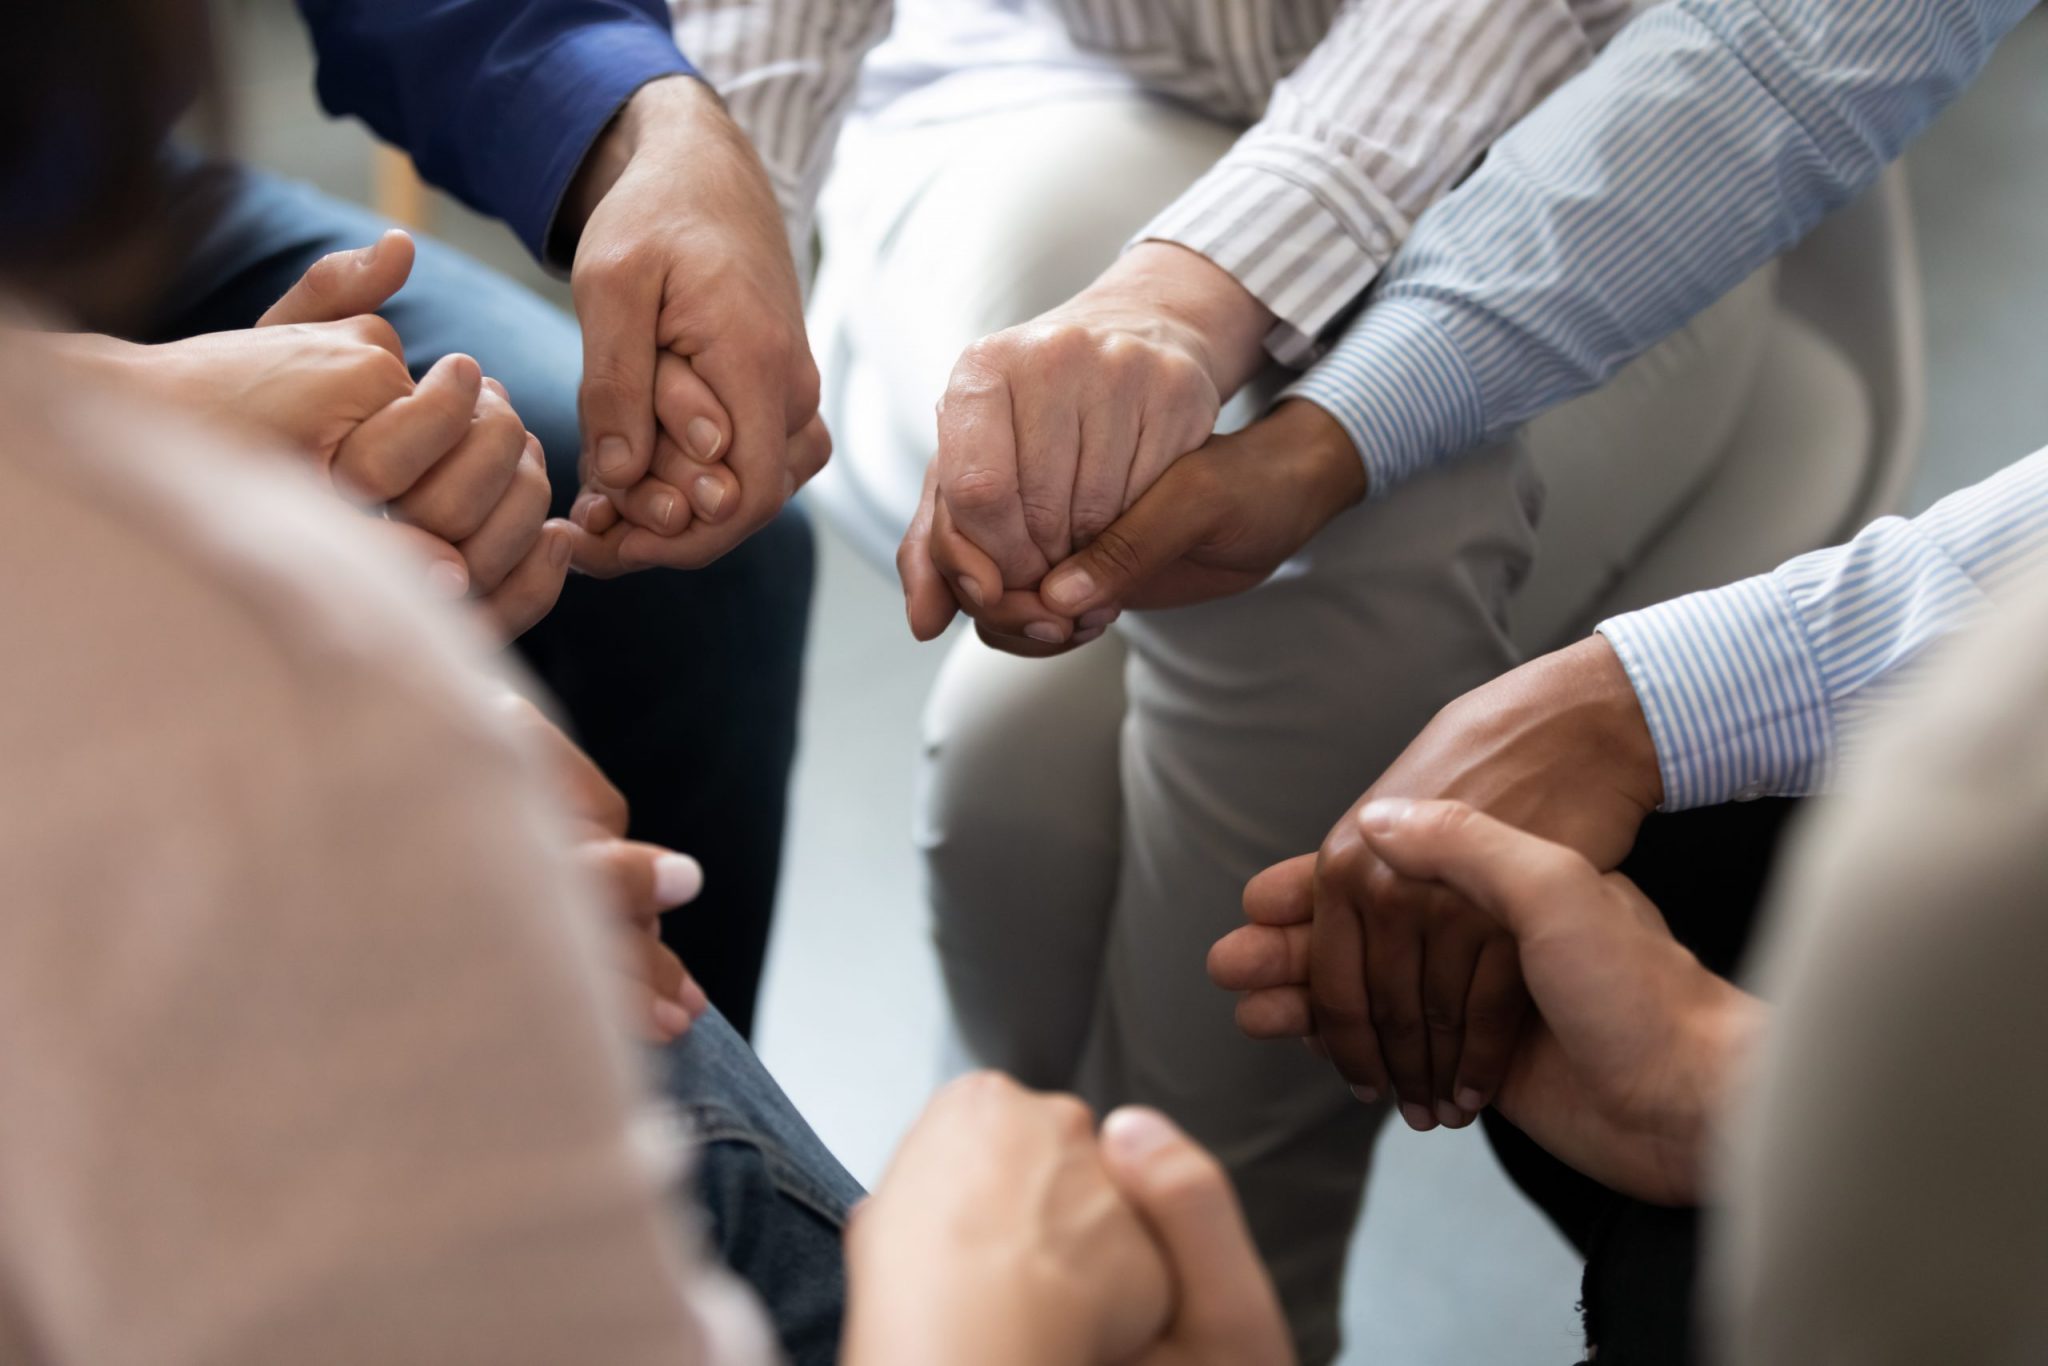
top-left (1279, 299), bottom-right (1484, 497)
top-left (1597, 575), bottom-right (1835, 812)
top-left (1135, 136), bottom-right (1410, 368)
top-left (499, 23), bottom-right (700, 267)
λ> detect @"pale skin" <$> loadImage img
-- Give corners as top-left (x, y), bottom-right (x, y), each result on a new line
top-left (846, 1074), bottom-right (1296, 1366)
top-left (897, 240), bottom-right (1288, 649)
top-left (49, 230), bottom-right (573, 639)
top-left (556, 74), bottom-right (830, 576)
top-left (1211, 797), bottom-right (1765, 1206)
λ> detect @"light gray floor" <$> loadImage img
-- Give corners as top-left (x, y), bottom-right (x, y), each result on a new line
top-left (220, 7), bottom-right (2047, 1360)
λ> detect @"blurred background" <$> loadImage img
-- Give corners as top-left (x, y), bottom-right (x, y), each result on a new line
top-left (207, 3), bottom-right (2047, 1359)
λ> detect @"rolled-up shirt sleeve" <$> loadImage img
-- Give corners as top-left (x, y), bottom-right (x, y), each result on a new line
top-left (1137, 0), bottom-right (1634, 365)
top-left (1284, 0), bottom-right (2036, 493)
top-left (296, 0), bottom-right (698, 263)
top-left (1598, 448), bottom-right (2048, 810)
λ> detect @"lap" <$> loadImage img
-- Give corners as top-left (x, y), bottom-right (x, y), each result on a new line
top-left (650, 1011), bottom-right (860, 1366)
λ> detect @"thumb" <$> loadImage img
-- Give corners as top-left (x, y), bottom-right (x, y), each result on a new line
top-left (1038, 467), bottom-right (1215, 617)
top-left (1354, 799), bottom-right (1602, 943)
top-left (1099, 1107), bottom-right (1293, 1362)
top-left (258, 229), bottom-right (416, 326)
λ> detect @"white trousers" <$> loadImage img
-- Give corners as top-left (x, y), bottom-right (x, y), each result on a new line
top-left (811, 94), bottom-right (1777, 1363)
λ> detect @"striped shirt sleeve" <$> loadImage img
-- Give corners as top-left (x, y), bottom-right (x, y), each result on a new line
top-left (1138, 0), bottom-right (1633, 366)
top-left (1285, 0), bottom-right (2037, 495)
top-left (668, 0), bottom-right (895, 260)
top-left (1598, 448), bottom-right (2048, 810)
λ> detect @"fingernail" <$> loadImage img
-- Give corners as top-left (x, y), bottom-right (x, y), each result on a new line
top-left (1071, 625), bottom-right (1106, 645)
top-left (596, 435), bottom-right (632, 481)
top-left (692, 474), bottom-right (726, 518)
top-left (651, 491), bottom-right (678, 531)
top-left (652, 852), bottom-right (703, 906)
top-left (652, 997), bottom-right (694, 1038)
top-left (1350, 1084), bottom-right (1381, 1105)
top-left (1045, 567), bottom-right (1096, 611)
top-left (1357, 798), bottom-right (1413, 835)
top-left (571, 491), bottom-right (607, 529)
top-left (685, 416), bottom-right (723, 461)
top-left (954, 576), bottom-right (984, 609)
top-left (1436, 1101), bottom-right (1467, 1129)
top-left (547, 525), bottom-right (572, 569)
top-left (425, 561), bottom-right (468, 598)
top-left (1455, 1086), bottom-right (1486, 1114)
top-left (1024, 622), bottom-right (1065, 644)
top-left (1400, 1102), bottom-right (1438, 1132)
top-left (1102, 1106), bottom-right (1177, 1159)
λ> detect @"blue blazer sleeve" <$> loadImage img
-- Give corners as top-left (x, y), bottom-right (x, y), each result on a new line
top-left (296, 0), bottom-right (697, 263)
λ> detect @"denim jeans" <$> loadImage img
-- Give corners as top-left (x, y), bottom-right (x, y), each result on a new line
top-left (141, 154), bottom-right (815, 1037)
top-left (652, 1012), bottom-right (861, 1366)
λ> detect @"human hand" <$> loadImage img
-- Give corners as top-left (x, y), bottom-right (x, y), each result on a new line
top-left (898, 242), bottom-right (1277, 646)
top-left (903, 397), bottom-right (1364, 653)
top-left (499, 696), bottom-right (709, 1042)
top-left (845, 1073), bottom-right (1172, 1366)
top-left (1362, 800), bottom-right (1757, 1202)
top-left (559, 75), bottom-right (825, 572)
top-left (64, 231), bottom-right (571, 637)
top-left (1099, 1106), bottom-right (1296, 1366)
top-left (1214, 636), bottom-right (1663, 1132)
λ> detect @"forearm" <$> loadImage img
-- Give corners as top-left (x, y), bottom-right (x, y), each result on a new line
top-left (1600, 446), bottom-right (2048, 810)
top-left (1287, 0), bottom-right (2034, 494)
top-left (1138, 0), bottom-right (1627, 365)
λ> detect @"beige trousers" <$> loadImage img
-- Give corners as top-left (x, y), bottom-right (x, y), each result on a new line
top-left (811, 94), bottom-right (1777, 1362)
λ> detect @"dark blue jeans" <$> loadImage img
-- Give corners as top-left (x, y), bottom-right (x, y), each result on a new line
top-left (653, 1012), bottom-right (862, 1366)
top-left (141, 155), bottom-right (814, 1037)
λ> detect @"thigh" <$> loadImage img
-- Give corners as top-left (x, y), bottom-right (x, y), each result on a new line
top-left (1080, 442), bottom-right (1543, 1364)
top-left (650, 1011), bottom-right (861, 1366)
top-left (918, 629), bottom-right (1129, 1086)
top-left (809, 96), bottom-right (1242, 565)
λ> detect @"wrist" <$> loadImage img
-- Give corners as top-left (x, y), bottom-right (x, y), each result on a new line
top-left (558, 74), bottom-right (718, 253)
top-left (1088, 241), bottom-right (1277, 394)
top-left (1548, 636), bottom-right (1666, 813)
top-left (1667, 985), bottom-right (1767, 1201)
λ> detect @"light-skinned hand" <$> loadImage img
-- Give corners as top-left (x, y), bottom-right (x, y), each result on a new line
top-left (496, 695), bottom-right (708, 1043)
top-left (898, 242), bottom-right (1278, 647)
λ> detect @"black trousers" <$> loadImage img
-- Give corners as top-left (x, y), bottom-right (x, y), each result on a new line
top-left (1483, 798), bottom-right (1803, 1365)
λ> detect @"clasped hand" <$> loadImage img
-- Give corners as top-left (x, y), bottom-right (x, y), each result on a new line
top-left (895, 244), bottom-right (1366, 652)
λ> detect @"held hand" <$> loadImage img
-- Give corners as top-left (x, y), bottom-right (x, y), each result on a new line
top-left (1357, 800), bottom-right (1760, 1204)
top-left (562, 76), bottom-right (824, 571)
top-left (1212, 802), bottom-right (1757, 1205)
top-left (899, 243), bottom-right (1277, 645)
top-left (902, 398), bottom-right (1366, 652)
top-left (845, 1074), bottom-right (1172, 1366)
top-left (498, 696), bottom-right (710, 1042)
top-left (1217, 637), bottom-right (1663, 1129)
top-left (1100, 1107), bottom-right (1296, 1366)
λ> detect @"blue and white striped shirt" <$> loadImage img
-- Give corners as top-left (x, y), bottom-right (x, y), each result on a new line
top-left (1286, 0), bottom-right (2041, 809)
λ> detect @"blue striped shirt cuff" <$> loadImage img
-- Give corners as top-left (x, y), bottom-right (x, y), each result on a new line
top-left (1598, 576), bottom-right (1833, 811)
top-left (1281, 300), bottom-right (1485, 497)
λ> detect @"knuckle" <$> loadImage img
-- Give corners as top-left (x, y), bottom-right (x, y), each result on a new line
top-left (1368, 999), bottom-right (1424, 1042)
top-left (1082, 525), bottom-right (1145, 583)
top-left (943, 465), bottom-right (1013, 515)
top-left (1018, 494), bottom-right (1066, 543)
top-left (1421, 1001), bottom-right (1465, 1035)
top-left (1044, 1094), bottom-right (1093, 1141)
